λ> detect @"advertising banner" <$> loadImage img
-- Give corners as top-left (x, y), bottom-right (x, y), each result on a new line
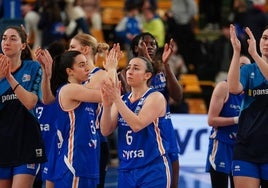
top-left (171, 114), bottom-right (210, 167)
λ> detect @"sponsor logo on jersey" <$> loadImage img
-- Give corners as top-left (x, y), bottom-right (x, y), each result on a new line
top-left (1, 93), bottom-right (17, 103)
top-left (22, 74), bottom-right (31, 82)
top-left (123, 149), bottom-right (144, 160)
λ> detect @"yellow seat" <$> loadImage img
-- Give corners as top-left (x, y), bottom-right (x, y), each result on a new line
top-left (179, 74), bottom-right (202, 94)
top-left (157, 1), bottom-right (171, 18)
top-left (101, 8), bottom-right (124, 25)
top-left (185, 98), bottom-right (207, 114)
top-left (100, 0), bottom-right (124, 8)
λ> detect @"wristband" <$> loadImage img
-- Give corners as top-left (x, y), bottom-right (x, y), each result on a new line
top-left (234, 116), bottom-right (239, 124)
top-left (13, 83), bottom-right (20, 92)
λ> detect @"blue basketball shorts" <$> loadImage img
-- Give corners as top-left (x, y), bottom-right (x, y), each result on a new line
top-left (0, 163), bottom-right (40, 179)
top-left (232, 160), bottom-right (268, 180)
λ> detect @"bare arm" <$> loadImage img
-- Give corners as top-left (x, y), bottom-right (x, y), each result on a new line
top-left (115, 93), bottom-right (166, 132)
top-left (171, 160), bottom-right (179, 188)
top-left (162, 39), bottom-right (183, 102)
top-left (85, 69), bottom-right (108, 89)
top-left (35, 48), bottom-right (55, 104)
top-left (163, 62), bottom-right (183, 102)
top-left (6, 74), bottom-right (38, 110)
top-left (59, 83), bottom-right (102, 110)
top-left (227, 24), bottom-right (243, 94)
top-left (100, 104), bottom-right (119, 136)
top-left (207, 81), bottom-right (238, 127)
top-left (93, 44), bottom-right (122, 135)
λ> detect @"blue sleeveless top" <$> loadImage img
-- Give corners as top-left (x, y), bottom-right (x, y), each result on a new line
top-left (210, 91), bottom-right (244, 145)
top-left (48, 84), bottom-right (99, 180)
top-left (117, 88), bottom-right (170, 170)
top-left (150, 71), bottom-right (180, 161)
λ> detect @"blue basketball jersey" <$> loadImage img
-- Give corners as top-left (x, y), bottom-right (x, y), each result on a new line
top-left (87, 67), bottom-right (107, 143)
top-left (211, 92), bottom-right (244, 145)
top-left (0, 60), bottom-right (46, 167)
top-left (234, 63), bottom-right (268, 163)
top-left (206, 90), bottom-right (244, 173)
top-left (117, 88), bottom-right (170, 170)
top-left (150, 71), bottom-right (180, 160)
top-left (35, 101), bottom-right (58, 155)
top-left (48, 85), bottom-right (99, 181)
top-left (150, 71), bottom-right (169, 100)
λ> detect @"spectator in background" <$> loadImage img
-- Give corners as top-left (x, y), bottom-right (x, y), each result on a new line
top-left (166, 40), bottom-right (189, 114)
top-left (21, 0), bottom-right (42, 50)
top-left (79, 0), bottom-right (102, 31)
top-left (228, 0), bottom-right (248, 23)
top-left (115, 0), bottom-right (142, 60)
top-left (200, 0), bottom-right (223, 30)
top-left (164, 0), bottom-right (198, 73)
top-left (64, 0), bottom-right (90, 39)
top-left (140, 0), bottom-right (165, 49)
top-left (167, 40), bottom-right (188, 80)
top-left (38, 0), bottom-right (66, 48)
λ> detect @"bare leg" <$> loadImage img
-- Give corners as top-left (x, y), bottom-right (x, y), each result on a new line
top-left (0, 179), bottom-right (12, 188)
top-left (234, 176), bottom-right (260, 188)
top-left (46, 180), bottom-right (54, 188)
top-left (12, 174), bottom-right (35, 188)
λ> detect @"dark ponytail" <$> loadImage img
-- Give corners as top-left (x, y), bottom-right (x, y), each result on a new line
top-left (50, 50), bottom-right (82, 96)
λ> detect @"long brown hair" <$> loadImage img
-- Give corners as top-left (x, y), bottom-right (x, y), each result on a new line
top-left (2, 26), bottom-right (33, 60)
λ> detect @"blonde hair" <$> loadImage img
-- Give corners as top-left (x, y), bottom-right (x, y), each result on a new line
top-left (72, 33), bottom-right (109, 55)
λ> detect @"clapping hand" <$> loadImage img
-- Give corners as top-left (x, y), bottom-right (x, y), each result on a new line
top-left (103, 43), bottom-right (121, 71)
top-left (245, 27), bottom-right (257, 57)
top-left (0, 54), bottom-right (10, 79)
top-left (230, 24), bottom-right (241, 53)
top-left (101, 77), bottom-right (121, 106)
top-left (35, 47), bottom-right (53, 79)
top-left (162, 38), bottom-right (174, 64)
